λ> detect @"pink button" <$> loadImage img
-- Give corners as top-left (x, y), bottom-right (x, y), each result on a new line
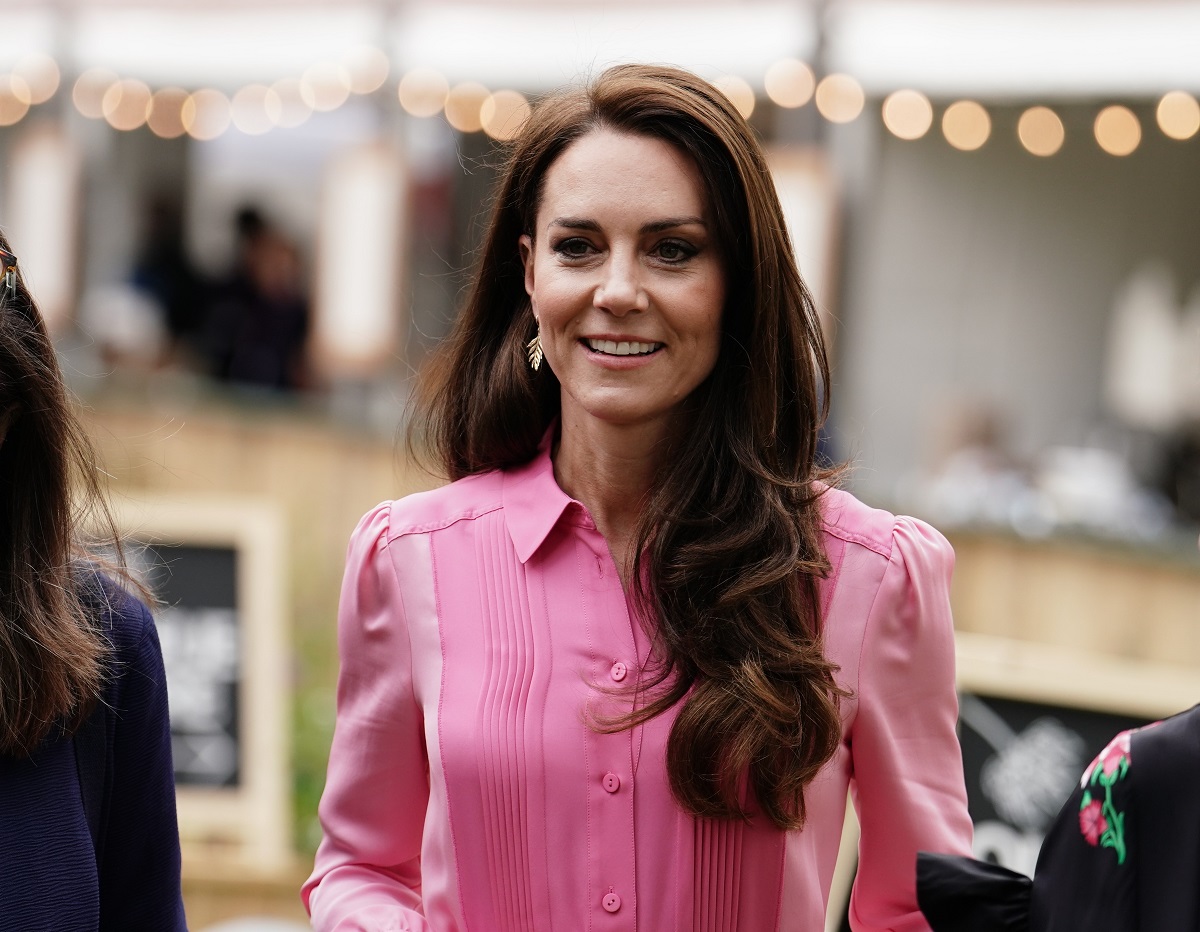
top-left (602, 892), bottom-right (621, 913)
top-left (610, 661), bottom-right (627, 682)
top-left (602, 772), bottom-right (620, 793)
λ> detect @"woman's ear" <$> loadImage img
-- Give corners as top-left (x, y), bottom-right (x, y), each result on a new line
top-left (519, 234), bottom-right (535, 302)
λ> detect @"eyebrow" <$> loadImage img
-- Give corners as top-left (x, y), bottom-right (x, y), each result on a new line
top-left (548, 216), bottom-right (708, 234)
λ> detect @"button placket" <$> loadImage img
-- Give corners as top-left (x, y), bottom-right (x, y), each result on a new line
top-left (580, 527), bottom-right (637, 928)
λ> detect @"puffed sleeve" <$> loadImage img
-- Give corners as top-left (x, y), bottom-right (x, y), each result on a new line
top-left (303, 503), bottom-right (432, 932)
top-left (848, 517), bottom-right (974, 931)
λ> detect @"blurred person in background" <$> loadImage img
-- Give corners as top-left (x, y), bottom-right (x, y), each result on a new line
top-left (0, 234), bottom-right (186, 930)
top-left (204, 205), bottom-right (311, 391)
top-left (304, 64), bottom-right (972, 931)
top-left (131, 193), bottom-right (209, 366)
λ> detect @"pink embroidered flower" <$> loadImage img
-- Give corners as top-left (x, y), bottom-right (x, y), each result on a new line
top-left (1079, 799), bottom-right (1107, 846)
top-left (1099, 731), bottom-right (1131, 776)
top-left (1082, 729), bottom-right (1133, 787)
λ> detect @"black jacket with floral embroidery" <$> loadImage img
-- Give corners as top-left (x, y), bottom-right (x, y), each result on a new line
top-left (918, 703), bottom-right (1200, 932)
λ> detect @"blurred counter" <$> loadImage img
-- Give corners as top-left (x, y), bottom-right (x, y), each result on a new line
top-left (947, 525), bottom-right (1200, 668)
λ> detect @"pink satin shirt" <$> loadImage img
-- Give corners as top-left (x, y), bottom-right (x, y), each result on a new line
top-left (303, 442), bottom-right (973, 931)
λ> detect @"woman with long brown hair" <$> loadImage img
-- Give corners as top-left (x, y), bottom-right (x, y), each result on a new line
top-left (0, 233), bottom-right (185, 930)
top-left (305, 64), bottom-right (972, 930)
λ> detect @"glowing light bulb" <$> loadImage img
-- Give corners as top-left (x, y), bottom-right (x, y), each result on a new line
top-left (713, 74), bottom-right (755, 120)
top-left (345, 45), bottom-right (389, 95)
top-left (182, 89), bottom-right (232, 141)
top-left (0, 81), bottom-right (30, 126)
top-left (764, 59), bottom-right (814, 109)
top-left (72, 68), bottom-right (118, 120)
top-left (6, 74), bottom-right (31, 106)
top-left (102, 78), bottom-right (151, 131)
top-left (147, 88), bottom-right (188, 139)
top-left (399, 68), bottom-right (450, 118)
top-left (481, 90), bottom-right (531, 141)
top-left (231, 84), bottom-right (282, 135)
top-left (815, 74), bottom-right (864, 124)
top-left (882, 89), bottom-right (933, 141)
top-left (1094, 105), bottom-right (1140, 156)
top-left (13, 53), bottom-right (59, 105)
top-left (1157, 91), bottom-right (1200, 141)
top-left (942, 100), bottom-right (991, 151)
top-left (444, 82), bottom-right (489, 133)
top-left (1018, 106), bottom-right (1064, 157)
top-left (300, 61), bottom-right (351, 112)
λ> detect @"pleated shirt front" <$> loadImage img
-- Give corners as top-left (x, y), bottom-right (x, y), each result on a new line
top-left (304, 442), bottom-right (973, 931)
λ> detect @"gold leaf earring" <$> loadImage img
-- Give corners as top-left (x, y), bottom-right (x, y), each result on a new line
top-left (526, 328), bottom-right (543, 372)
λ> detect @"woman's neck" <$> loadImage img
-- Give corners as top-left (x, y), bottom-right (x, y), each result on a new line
top-left (552, 412), bottom-right (669, 582)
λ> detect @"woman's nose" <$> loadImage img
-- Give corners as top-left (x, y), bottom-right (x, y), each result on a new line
top-left (593, 253), bottom-right (646, 316)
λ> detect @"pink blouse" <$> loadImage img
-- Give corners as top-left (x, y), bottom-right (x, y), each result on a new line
top-left (303, 442), bottom-right (973, 931)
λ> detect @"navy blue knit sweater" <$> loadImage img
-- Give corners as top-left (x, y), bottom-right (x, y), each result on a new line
top-left (0, 583), bottom-right (187, 930)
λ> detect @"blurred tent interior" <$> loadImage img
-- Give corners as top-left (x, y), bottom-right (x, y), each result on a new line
top-left (0, 1), bottom-right (1198, 927)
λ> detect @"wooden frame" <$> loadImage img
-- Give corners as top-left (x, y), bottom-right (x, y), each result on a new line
top-left (113, 494), bottom-right (293, 872)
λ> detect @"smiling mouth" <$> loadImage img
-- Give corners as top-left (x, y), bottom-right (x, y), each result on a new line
top-left (585, 338), bottom-right (663, 356)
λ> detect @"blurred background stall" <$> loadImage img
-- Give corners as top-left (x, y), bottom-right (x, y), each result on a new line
top-left (2, 1), bottom-right (1198, 927)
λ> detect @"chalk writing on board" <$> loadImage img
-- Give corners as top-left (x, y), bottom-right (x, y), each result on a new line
top-left (157, 606), bottom-right (240, 784)
top-left (131, 542), bottom-right (243, 787)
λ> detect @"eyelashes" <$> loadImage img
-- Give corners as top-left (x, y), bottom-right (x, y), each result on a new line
top-left (552, 237), bottom-right (593, 259)
top-left (549, 237), bottom-right (700, 264)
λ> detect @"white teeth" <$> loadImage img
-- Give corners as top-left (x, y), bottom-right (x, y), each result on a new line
top-left (586, 339), bottom-right (661, 356)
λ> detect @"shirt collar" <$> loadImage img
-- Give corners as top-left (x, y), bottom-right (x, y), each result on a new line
top-left (502, 424), bottom-right (580, 563)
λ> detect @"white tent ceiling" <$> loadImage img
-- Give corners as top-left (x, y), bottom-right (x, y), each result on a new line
top-left (0, 1), bottom-right (1197, 98)
top-left (828, 2), bottom-right (1200, 98)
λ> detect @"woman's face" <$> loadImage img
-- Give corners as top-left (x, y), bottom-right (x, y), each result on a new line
top-left (520, 128), bottom-right (725, 435)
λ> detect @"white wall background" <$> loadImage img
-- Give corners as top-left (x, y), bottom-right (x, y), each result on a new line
top-left (829, 103), bottom-right (1200, 505)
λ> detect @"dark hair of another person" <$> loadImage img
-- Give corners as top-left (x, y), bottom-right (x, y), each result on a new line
top-left (415, 63), bottom-right (847, 830)
top-left (0, 231), bottom-right (115, 756)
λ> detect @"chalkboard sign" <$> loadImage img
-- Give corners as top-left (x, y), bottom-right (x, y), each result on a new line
top-left (133, 543), bottom-right (242, 788)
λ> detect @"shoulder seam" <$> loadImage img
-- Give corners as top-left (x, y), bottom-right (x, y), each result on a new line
top-left (385, 501), bottom-right (504, 542)
top-left (824, 520), bottom-right (894, 560)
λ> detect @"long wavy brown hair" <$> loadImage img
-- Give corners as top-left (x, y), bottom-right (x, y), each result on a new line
top-left (416, 63), bottom-right (847, 829)
top-left (0, 230), bottom-right (116, 756)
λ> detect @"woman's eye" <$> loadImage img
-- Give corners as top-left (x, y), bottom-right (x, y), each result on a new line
top-left (655, 240), bottom-right (696, 262)
top-left (554, 238), bottom-right (593, 259)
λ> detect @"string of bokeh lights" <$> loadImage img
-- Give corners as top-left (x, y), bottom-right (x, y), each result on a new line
top-left (0, 49), bottom-right (1197, 156)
